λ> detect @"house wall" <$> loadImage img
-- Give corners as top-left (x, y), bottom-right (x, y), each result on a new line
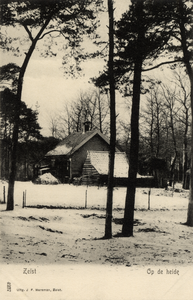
top-left (71, 134), bottom-right (110, 178)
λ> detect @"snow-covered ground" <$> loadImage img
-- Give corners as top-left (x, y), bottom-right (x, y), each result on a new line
top-left (0, 181), bottom-right (193, 300)
top-left (0, 180), bottom-right (190, 210)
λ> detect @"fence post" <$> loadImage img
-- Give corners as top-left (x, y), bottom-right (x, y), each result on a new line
top-left (3, 186), bottom-right (6, 203)
top-left (85, 189), bottom-right (87, 209)
top-left (25, 190), bottom-right (27, 207)
top-left (22, 191), bottom-right (25, 208)
top-left (148, 188), bottom-right (151, 210)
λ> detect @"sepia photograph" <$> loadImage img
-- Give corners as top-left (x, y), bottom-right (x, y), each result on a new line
top-left (0, 0), bottom-right (193, 299)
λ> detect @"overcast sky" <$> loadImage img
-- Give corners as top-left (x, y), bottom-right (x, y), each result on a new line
top-left (1, 1), bottom-right (132, 136)
top-left (1, 0), bottom-right (176, 137)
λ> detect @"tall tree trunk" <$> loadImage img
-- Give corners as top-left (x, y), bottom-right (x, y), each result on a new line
top-left (122, 58), bottom-right (143, 237)
top-left (182, 132), bottom-right (188, 189)
top-left (6, 16), bottom-right (53, 210)
top-left (187, 117), bottom-right (193, 225)
top-left (121, 0), bottom-right (144, 237)
top-left (187, 79), bottom-right (193, 224)
top-left (98, 89), bottom-right (103, 133)
top-left (7, 46), bottom-right (36, 210)
top-left (183, 64), bottom-right (193, 224)
top-left (169, 152), bottom-right (177, 186)
top-left (177, 0), bottom-right (193, 225)
top-left (149, 92), bottom-right (154, 157)
top-left (155, 96), bottom-right (160, 158)
top-left (169, 102), bottom-right (178, 186)
top-left (104, 0), bottom-right (116, 239)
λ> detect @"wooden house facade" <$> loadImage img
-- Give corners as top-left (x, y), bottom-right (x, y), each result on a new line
top-left (43, 129), bottom-right (120, 183)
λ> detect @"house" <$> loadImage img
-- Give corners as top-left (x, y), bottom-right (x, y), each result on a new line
top-left (43, 126), bottom-right (121, 183)
top-left (38, 123), bottom-right (154, 186)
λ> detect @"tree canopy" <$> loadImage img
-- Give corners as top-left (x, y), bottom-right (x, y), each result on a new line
top-left (0, 88), bottom-right (42, 141)
top-left (0, 0), bottom-right (103, 210)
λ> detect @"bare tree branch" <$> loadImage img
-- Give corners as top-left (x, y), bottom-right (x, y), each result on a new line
top-left (23, 24), bottom-right (34, 42)
top-left (39, 30), bottom-right (62, 40)
top-left (142, 59), bottom-right (183, 72)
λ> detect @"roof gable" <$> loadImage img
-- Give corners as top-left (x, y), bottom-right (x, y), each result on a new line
top-left (45, 130), bottom-right (114, 157)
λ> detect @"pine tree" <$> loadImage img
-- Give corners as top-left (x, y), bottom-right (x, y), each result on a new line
top-left (115, 0), bottom-right (175, 236)
top-left (0, 0), bottom-right (102, 210)
top-left (104, 0), bottom-right (116, 239)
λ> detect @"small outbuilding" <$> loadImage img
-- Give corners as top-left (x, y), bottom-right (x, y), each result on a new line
top-left (43, 128), bottom-right (121, 183)
top-left (81, 151), bottom-right (153, 186)
top-left (81, 151), bottom-right (129, 185)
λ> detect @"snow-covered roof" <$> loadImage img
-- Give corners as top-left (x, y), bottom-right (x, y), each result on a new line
top-left (46, 130), bottom-right (118, 157)
top-left (87, 151), bottom-right (148, 178)
top-left (88, 151), bottom-right (129, 178)
top-left (46, 144), bottom-right (72, 156)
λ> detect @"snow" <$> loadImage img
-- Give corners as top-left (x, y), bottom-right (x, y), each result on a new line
top-left (0, 180), bottom-right (189, 210)
top-left (33, 173), bottom-right (60, 185)
top-left (46, 144), bottom-right (72, 156)
top-left (0, 181), bottom-right (193, 299)
top-left (88, 151), bottom-right (130, 177)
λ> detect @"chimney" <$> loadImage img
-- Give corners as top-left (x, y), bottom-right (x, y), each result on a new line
top-left (83, 121), bottom-right (91, 133)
